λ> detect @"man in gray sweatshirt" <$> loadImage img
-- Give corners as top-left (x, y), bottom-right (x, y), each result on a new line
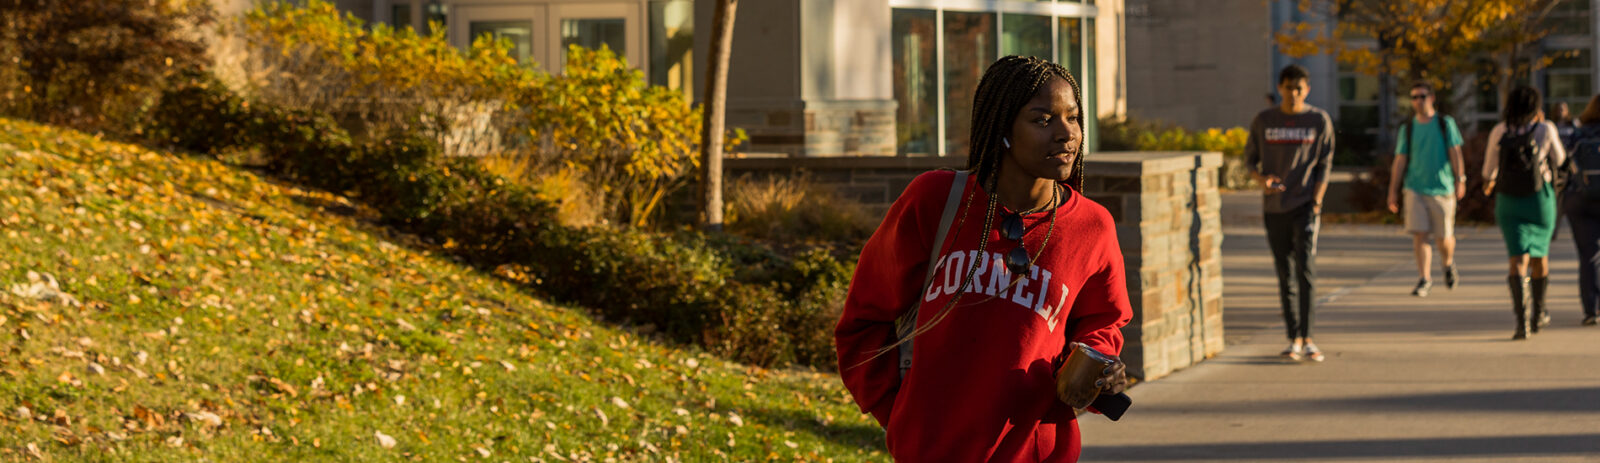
top-left (1245, 64), bottom-right (1336, 363)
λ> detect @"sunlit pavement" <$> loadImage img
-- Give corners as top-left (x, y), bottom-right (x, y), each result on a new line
top-left (1078, 192), bottom-right (1600, 462)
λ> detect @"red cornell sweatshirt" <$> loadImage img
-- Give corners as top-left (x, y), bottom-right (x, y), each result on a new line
top-left (835, 170), bottom-right (1132, 462)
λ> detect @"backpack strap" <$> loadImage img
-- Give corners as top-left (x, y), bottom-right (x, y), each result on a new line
top-left (1438, 115), bottom-right (1453, 146)
top-left (1404, 118), bottom-right (1416, 161)
top-left (1440, 115), bottom-right (1457, 180)
top-left (895, 169), bottom-right (968, 380)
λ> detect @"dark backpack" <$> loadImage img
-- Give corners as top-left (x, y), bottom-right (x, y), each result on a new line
top-left (1496, 124), bottom-right (1546, 196)
top-left (1566, 127), bottom-right (1600, 201)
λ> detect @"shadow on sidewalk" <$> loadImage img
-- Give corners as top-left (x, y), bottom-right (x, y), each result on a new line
top-left (1088, 433), bottom-right (1600, 460)
top-left (1133, 387), bottom-right (1600, 415)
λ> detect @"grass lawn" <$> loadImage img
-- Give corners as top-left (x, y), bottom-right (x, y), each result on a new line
top-left (0, 118), bottom-right (886, 461)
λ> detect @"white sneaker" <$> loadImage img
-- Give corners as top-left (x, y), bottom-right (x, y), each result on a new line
top-left (1280, 343), bottom-right (1303, 361)
top-left (1303, 342), bottom-right (1325, 362)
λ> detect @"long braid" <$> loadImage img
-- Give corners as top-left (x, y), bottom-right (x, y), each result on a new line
top-left (861, 55), bottom-right (1087, 365)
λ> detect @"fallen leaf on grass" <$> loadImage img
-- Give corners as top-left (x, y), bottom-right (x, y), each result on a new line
top-left (186, 411), bottom-right (222, 428)
top-left (375, 430), bottom-right (397, 448)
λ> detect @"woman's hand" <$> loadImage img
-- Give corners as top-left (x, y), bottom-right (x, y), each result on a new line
top-left (1055, 342), bottom-right (1127, 409)
top-left (1483, 179), bottom-right (1496, 196)
top-left (1099, 358), bottom-right (1128, 395)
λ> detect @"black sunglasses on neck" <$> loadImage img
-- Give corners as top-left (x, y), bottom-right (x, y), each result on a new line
top-left (999, 213), bottom-right (1032, 276)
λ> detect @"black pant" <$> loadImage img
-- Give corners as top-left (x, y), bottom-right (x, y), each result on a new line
top-left (1563, 191), bottom-right (1600, 318)
top-left (1265, 202), bottom-right (1320, 340)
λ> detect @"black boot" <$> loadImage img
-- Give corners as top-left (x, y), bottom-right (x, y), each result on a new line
top-left (1531, 276), bottom-right (1550, 332)
top-left (1510, 275), bottom-right (1530, 340)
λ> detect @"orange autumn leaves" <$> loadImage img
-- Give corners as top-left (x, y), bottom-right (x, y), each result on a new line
top-left (1275, 0), bottom-right (1564, 91)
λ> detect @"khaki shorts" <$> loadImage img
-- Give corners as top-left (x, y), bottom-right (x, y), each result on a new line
top-left (1404, 189), bottom-right (1456, 240)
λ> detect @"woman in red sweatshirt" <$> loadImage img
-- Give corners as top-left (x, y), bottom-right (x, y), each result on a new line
top-left (835, 56), bottom-right (1132, 462)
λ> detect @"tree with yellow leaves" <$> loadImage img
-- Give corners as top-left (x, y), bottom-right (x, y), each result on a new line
top-left (1277, 0), bottom-right (1564, 150)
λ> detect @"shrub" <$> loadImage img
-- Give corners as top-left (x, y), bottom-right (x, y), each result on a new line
top-left (480, 154), bottom-right (602, 227)
top-left (240, 0), bottom-right (721, 228)
top-left (142, 1), bottom-right (836, 369)
top-left (239, 0), bottom-right (533, 147)
top-left (0, 0), bottom-right (213, 134)
top-left (152, 69), bottom-right (849, 369)
top-left (724, 174), bottom-right (878, 248)
top-left (1098, 115), bottom-right (1254, 190)
top-left (532, 45), bottom-right (704, 227)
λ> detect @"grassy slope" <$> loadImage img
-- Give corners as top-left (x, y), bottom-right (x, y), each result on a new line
top-left (0, 118), bottom-right (885, 462)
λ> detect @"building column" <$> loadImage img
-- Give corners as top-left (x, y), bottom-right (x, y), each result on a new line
top-left (697, 0), bottom-right (898, 157)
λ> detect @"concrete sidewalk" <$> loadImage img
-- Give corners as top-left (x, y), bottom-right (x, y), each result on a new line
top-left (1079, 225), bottom-right (1600, 462)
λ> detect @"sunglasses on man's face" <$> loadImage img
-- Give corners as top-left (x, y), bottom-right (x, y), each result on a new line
top-left (1000, 213), bottom-right (1032, 275)
top-left (1410, 93), bottom-right (1430, 100)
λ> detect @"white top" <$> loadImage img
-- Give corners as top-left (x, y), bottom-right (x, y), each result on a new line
top-left (1483, 121), bottom-right (1567, 184)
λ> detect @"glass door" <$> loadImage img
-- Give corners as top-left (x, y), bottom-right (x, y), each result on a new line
top-left (550, 3), bottom-right (642, 71)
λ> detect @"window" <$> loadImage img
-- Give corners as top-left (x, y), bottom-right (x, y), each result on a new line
top-left (470, 21), bottom-right (534, 63)
top-left (425, 3), bottom-right (447, 36)
top-left (1333, 48), bottom-right (1378, 162)
top-left (391, 4), bottom-right (412, 30)
top-left (1001, 13), bottom-right (1051, 60)
top-left (893, 9), bottom-right (937, 155)
top-left (887, 2), bottom-right (1099, 156)
top-left (943, 11), bottom-right (996, 158)
top-left (1549, 0), bottom-right (1592, 36)
top-left (1085, 17), bottom-right (1097, 151)
top-left (649, 0), bottom-right (693, 92)
top-left (1545, 48), bottom-right (1592, 112)
top-left (562, 18), bottom-right (627, 56)
top-left (1058, 17), bottom-right (1081, 77)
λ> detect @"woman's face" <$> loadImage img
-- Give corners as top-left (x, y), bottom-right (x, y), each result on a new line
top-left (1003, 76), bottom-right (1082, 182)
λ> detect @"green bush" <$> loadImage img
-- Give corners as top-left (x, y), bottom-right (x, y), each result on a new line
top-left (150, 70), bottom-right (851, 369)
top-left (1099, 115), bottom-right (1255, 190)
top-left (241, 0), bottom-right (720, 228)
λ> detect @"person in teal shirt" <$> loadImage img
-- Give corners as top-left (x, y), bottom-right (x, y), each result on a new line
top-left (1387, 82), bottom-right (1466, 297)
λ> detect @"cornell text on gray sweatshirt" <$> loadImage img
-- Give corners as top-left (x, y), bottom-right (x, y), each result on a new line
top-left (1244, 106), bottom-right (1336, 214)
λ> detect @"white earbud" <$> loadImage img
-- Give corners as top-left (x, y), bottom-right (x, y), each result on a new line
top-left (1002, 137), bottom-right (1011, 149)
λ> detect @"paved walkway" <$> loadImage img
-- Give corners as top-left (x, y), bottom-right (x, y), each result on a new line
top-left (1079, 195), bottom-right (1600, 462)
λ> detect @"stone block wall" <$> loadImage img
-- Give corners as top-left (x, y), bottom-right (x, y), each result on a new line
top-left (725, 151), bottom-right (1224, 381)
top-left (1079, 152), bottom-right (1225, 380)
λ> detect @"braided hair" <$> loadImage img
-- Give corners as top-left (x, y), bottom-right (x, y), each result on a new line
top-left (868, 55), bottom-right (1087, 363)
top-left (968, 55), bottom-right (1086, 192)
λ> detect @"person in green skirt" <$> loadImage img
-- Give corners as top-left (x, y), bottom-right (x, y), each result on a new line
top-left (1482, 86), bottom-right (1568, 340)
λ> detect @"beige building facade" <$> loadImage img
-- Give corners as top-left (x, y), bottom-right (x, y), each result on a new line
top-left (1123, 0), bottom-right (1273, 133)
top-left (295, 0), bottom-right (1127, 158)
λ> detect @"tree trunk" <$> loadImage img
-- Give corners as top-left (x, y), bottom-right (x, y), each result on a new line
top-left (1376, 32), bottom-right (1395, 162)
top-left (699, 0), bottom-right (737, 230)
